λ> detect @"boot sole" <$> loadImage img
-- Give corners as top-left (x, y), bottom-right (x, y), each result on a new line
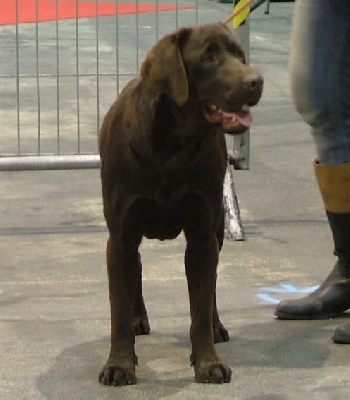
top-left (274, 310), bottom-right (343, 320)
top-left (332, 333), bottom-right (350, 344)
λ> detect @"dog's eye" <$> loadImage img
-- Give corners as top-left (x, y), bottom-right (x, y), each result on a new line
top-left (204, 53), bottom-right (217, 63)
top-left (202, 43), bottom-right (220, 63)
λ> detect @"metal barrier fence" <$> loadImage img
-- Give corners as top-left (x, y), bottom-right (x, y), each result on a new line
top-left (0, 0), bottom-right (203, 170)
top-left (0, 0), bottom-right (253, 173)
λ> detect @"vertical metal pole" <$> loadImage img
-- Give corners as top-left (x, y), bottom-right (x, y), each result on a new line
top-left (96, 0), bottom-right (100, 134)
top-left (35, 0), bottom-right (41, 155)
top-left (15, 0), bottom-right (21, 155)
top-left (136, 0), bottom-right (140, 68)
top-left (55, 0), bottom-right (61, 154)
top-left (75, 0), bottom-right (81, 154)
top-left (176, 0), bottom-right (179, 28)
top-left (156, 0), bottom-right (159, 42)
top-left (115, 0), bottom-right (120, 96)
top-left (223, 0), bottom-right (251, 240)
top-left (232, 4), bottom-right (250, 170)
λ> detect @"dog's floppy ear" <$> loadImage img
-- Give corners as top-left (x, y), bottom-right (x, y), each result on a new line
top-left (140, 28), bottom-right (191, 107)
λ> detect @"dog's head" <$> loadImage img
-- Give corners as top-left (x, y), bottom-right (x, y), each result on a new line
top-left (140, 22), bottom-right (263, 135)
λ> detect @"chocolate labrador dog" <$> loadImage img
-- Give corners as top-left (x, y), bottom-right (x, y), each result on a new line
top-left (98, 22), bottom-right (263, 386)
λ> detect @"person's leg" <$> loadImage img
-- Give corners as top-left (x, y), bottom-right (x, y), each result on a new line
top-left (275, 0), bottom-right (350, 320)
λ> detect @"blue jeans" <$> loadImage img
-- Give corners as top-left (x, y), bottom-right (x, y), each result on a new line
top-left (290, 0), bottom-right (350, 164)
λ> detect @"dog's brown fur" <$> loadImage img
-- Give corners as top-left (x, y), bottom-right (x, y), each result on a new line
top-left (98, 22), bottom-right (263, 385)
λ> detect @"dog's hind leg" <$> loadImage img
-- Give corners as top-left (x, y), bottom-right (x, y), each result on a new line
top-left (134, 253), bottom-right (150, 335)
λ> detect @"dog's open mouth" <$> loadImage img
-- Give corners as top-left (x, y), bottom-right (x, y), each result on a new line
top-left (203, 104), bottom-right (253, 134)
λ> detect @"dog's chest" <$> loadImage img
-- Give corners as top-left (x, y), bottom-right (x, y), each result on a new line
top-left (154, 180), bottom-right (175, 204)
top-left (141, 182), bottom-right (189, 240)
top-left (142, 201), bottom-right (183, 241)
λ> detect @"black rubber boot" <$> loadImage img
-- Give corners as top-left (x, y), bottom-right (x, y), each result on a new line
top-left (275, 162), bottom-right (350, 320)
top-left (275, 258), bottom-right (350, 319)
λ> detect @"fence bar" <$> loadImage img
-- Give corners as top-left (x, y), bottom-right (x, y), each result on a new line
top-left (35, 0), bottom-right (41, 155)
top-left (0, 155), bottom-right (100, 171)
top-left (115, 0), bottom-right (120, 96)
top-left (232, 4), bottom-right (250, 170)
top-left (55, 0), bottom-right (60, 153)
top-left (15, 0), bottom-right (20, 155)
top-left (96, 0), bottom-right (101, 133)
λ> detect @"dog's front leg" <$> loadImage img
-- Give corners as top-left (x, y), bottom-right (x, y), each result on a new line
top-left (185, 234), bottom-right (232, 384)
top-left (99, 234), bottom-right (140, 386)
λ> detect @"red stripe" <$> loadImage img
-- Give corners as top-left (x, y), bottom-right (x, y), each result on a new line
top-left (0, 1), bottom-right (195, 25)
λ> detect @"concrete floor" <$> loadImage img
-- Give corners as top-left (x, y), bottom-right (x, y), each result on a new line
top-left (2, 2), bottom-right (350, 399)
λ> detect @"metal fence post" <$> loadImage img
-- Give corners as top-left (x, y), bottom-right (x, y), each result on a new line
top-left (232, 13), bottom-right (250, 171)
top-left (223, 0), bottom-right (252, 240)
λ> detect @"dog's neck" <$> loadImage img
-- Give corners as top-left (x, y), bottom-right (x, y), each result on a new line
top-left (130, 91), bottom-right (208, 175)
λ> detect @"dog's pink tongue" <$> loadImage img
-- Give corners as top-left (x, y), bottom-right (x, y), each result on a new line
top-left (223, 110), bottom-right (253, 127)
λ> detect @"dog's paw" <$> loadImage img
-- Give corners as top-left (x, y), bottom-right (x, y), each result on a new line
top-left (194, 362), bottom-right (232, 384)
top-left (99, 356), bottom-right (138, 386)
top-left (213, 321), bottom-right (229, 343)
top-left (134, 314), bottom-right (150, 336)
top-left (99, 365), bottom-right (137, 386)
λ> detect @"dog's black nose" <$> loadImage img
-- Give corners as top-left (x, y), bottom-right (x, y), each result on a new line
top-left (243, 72), bottom-right (263, 107)
top-left (243, 72), bottom-right (264, 91)
top-left (244, 74), bottom-right (264, 89)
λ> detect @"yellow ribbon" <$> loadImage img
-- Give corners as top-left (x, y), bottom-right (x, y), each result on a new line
top-left (233, 0), bottom-right (251, 29)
